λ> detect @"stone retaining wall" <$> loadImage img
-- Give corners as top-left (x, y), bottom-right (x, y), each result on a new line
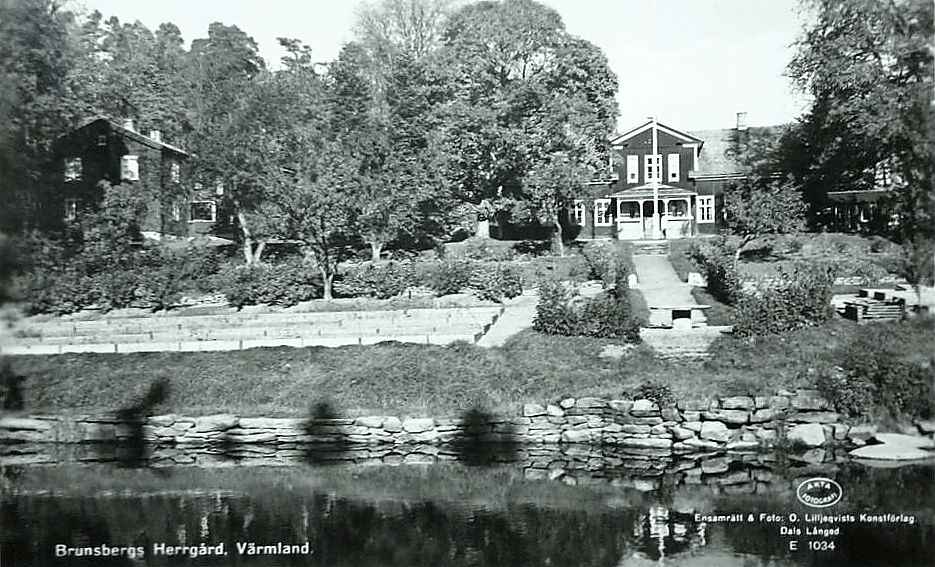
top-left (1, 390), bottom-right (879, 462)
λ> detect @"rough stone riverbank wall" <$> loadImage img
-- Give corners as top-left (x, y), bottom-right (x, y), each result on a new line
top-left (1, 390), bottom-right (881, 463)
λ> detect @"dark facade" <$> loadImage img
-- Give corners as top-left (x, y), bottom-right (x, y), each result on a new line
top-left (53, 117), bottom-right (210, 238)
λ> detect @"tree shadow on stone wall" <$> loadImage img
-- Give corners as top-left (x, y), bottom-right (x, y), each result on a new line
top-left (0, 358), bottom-right (25, 410)
top-left (111, 377), bottom-right (170, 468)
top-left (452, 407), bottom-right (519, 466)
top-left (303, 401), bottom-right (350, 465)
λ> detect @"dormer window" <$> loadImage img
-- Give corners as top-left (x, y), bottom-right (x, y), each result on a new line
top-left (121, 155), bottom-right (139, 181)
top-left (64, 158), bottom-right (82, 182)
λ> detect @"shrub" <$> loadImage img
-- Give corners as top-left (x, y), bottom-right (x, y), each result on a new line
top-left (336, 261), bottom-right (416, 299)
top-left (425, 259), bottom-right (475, 296)
top-left (533, 266), bottom-right (640, 342)
top-left (468, 262), bottom-right (523, 302)
top-left (632, 381), bottom-right (676, 408)
top-left (732, 263), bottom-right (835, 337)
top-left (532, 279), bottom-right (579, 335)
top-left (580, 240), bottom-right (616, 284)
top-left (218, 259), bottom-right (322, 308)
top-left (687, 237), bottom-right (743, 305)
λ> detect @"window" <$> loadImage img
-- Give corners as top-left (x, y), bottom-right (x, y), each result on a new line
top-left (190, 201), bottom-right (217, 222)
top-left (626, 155), bottom-right (639, 183)
top-left (667, 200), bottom-right (689, 218)
top-left (572, 200), bottom-right (586, 226)
top-left (594, 199), bottom-right (612, 226)
top-left (697, 195), bottom-right (714, 223)
top-left (644, 154), bottom-right (661, 183)
top-left (64, 198), bottom-right (82, 221)
top-left (667, 153), bottom-right (680, 182)
top-left (121, 155), bottom-right (139, 181)
top-left (170, 161), bottom-right (180, 183)
top-left (618, 201), bottom-right (640, 220)
top-left (64, 158), bottom-right (82, 182)
top-left (171, 203), bottom-right (181, 222)
top-left (97, 134), bottom-right (108, 147)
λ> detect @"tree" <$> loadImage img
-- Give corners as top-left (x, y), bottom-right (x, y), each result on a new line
top-left (433, 0), bottom-right (617, 244)
top-left (787, 0), bottom-right (934, 244)
top-left (0, 0), bottom-right (90, 232)
top-left (724, 177), bottom-right (807, 259)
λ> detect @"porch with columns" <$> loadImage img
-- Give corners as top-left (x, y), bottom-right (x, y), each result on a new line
top-left (608, 184), bottom-right (697, 240)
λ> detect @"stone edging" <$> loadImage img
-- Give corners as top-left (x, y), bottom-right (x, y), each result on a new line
top-left (0, 390), bottom-right (885, 454)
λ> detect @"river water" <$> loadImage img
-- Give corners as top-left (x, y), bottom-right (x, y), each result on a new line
top-left (1, 446), bottom-right (933, 567)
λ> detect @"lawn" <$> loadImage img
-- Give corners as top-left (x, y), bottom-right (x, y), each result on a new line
top-left (667, 233), bottom-right (906, 286)
top-left (7, 314), bottom-right (931, 419)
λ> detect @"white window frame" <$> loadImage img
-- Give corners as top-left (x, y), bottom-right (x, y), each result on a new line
top-left (626, 155), bottom-right (639, 183)
top-left (121, 155), bottom-right (139, 181)
top-left (667, 153), bottom-right (680, 182)
top-left (697, 195), bottom-right (714, 223)
top-left (572, 200), bottom-right (586, 227)
top-left (64, 198), bottom-right (82, 221)
top-left (171, 203), bottom-right (182, 222)
top-left (170, 161), bottom-right (181, 183)
top-left (64, 157), bottom-right (82, 182)
top-left (594, 199), bottom-right (612, 227)
top-left (644, 154), bottom-right (661, 183)
top-left (190, 200), bottom-right (217, 223)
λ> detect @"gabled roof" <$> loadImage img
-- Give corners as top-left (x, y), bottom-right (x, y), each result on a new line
top-left (687, 125), bottom-right (788, 177)
top-left (63, 117), bottom-right (189, 157)
top-left (610, 120), bottom-right (704, 147)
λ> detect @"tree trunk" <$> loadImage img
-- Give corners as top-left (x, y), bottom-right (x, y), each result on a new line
top-left (237, 210), bottom-right (258, 265)
top-left (476, 219), bottom-right (490, 239)
top-left (320, 267), bottom-right (334, 301)
top-left (253, 240), bottom-right (267, 264)
top-left (370, 241), bottom-right (383, 263)
top-left (551, 211), bottom-right (565, 257)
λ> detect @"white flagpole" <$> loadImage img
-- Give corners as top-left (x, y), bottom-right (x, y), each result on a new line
top-left (652, 116), bottom-right (660, 239)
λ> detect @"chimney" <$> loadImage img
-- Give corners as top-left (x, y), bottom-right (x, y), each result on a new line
top-left (122, 118), bottom-right (135, 132)
top-left (149, 129), bottom-right (162, 142)
top-left (736, 111), bottom-right (748, 131)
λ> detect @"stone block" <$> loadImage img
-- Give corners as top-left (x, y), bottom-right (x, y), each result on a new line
top-left (682, 411), bottom-right (701, 422)
top-left (677, 399), bottom-right (708, 411)
top-left (750, 408), bottom-right (783, 423)
top-left (649, 424), bottom-right (669, 436)
top-left (523, 403), bottom-right (547, 417)
top-left (701, 456), bottom-right (730, 474)
top-left (671, 426), bottom-right (695, 441)
top-left (787, 423), bottom-right (826, 447)
top-left (576, 397), bottom-right (605, 409)
top-left (700, 421), bottom-right (730, 443)
top-left (768, 396), bottom-right (791, 410)
top-left (847, 424), bottom-right (877, 443)
top-left (355, 416), bottom-right (385, 428)
top-left (561, 429), bottom-right (592, 443)
top-left (917, 420), bottom-right (935, 434)
top-left (383, 417), bottom-right (403, 433)
top-left (631, 399), bottom-right (660, 417)
top-left (683, 421), bottom-right (703, 433)
top-left (620, 438), bottom-right (672, 449)
top-left (194, 414), bottom-right (238, 433)
top-left (546, 404), bottom-right (564, 417)
top-left (726, 440), bottom-right (761, 452)
top-left (559, 398), bottom-right (576, 409)
top-left (608, 400), bottom-right (632, 413)
top-left (720, 396), bottom-right (755, 411)
top-left (702, 410), bottom-right (749, 425)
top-left (660, 408), bottom-right (681, 422)
top-left (754, 396), bottom-right (769, 409)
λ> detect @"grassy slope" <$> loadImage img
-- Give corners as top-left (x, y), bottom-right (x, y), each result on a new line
top-left (8, 315), bottom-right (932, 418)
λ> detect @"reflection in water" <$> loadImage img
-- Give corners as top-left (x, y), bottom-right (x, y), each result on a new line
top-left (111, 378), bottom-right (170, 468)
top-left (453, 407), bottom-right (519, 466)
top-left (2, 459), bottom-right (933, 567)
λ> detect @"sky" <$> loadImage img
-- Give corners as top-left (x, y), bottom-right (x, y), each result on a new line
top-left (75, 0), bottom-right (812, 132)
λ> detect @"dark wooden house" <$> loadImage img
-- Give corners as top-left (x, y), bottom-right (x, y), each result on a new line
top-left (53, 117), bottom-right (214, 238)
top-left (578, 113), bottom-right (779, 240)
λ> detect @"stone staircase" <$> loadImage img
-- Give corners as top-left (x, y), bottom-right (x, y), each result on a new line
top-left (639, 326), bottom-right (732, 359)
top-left (1, 306), bottom-right (505, 355)
top-left (630, 240), bottom-right (671, 256)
